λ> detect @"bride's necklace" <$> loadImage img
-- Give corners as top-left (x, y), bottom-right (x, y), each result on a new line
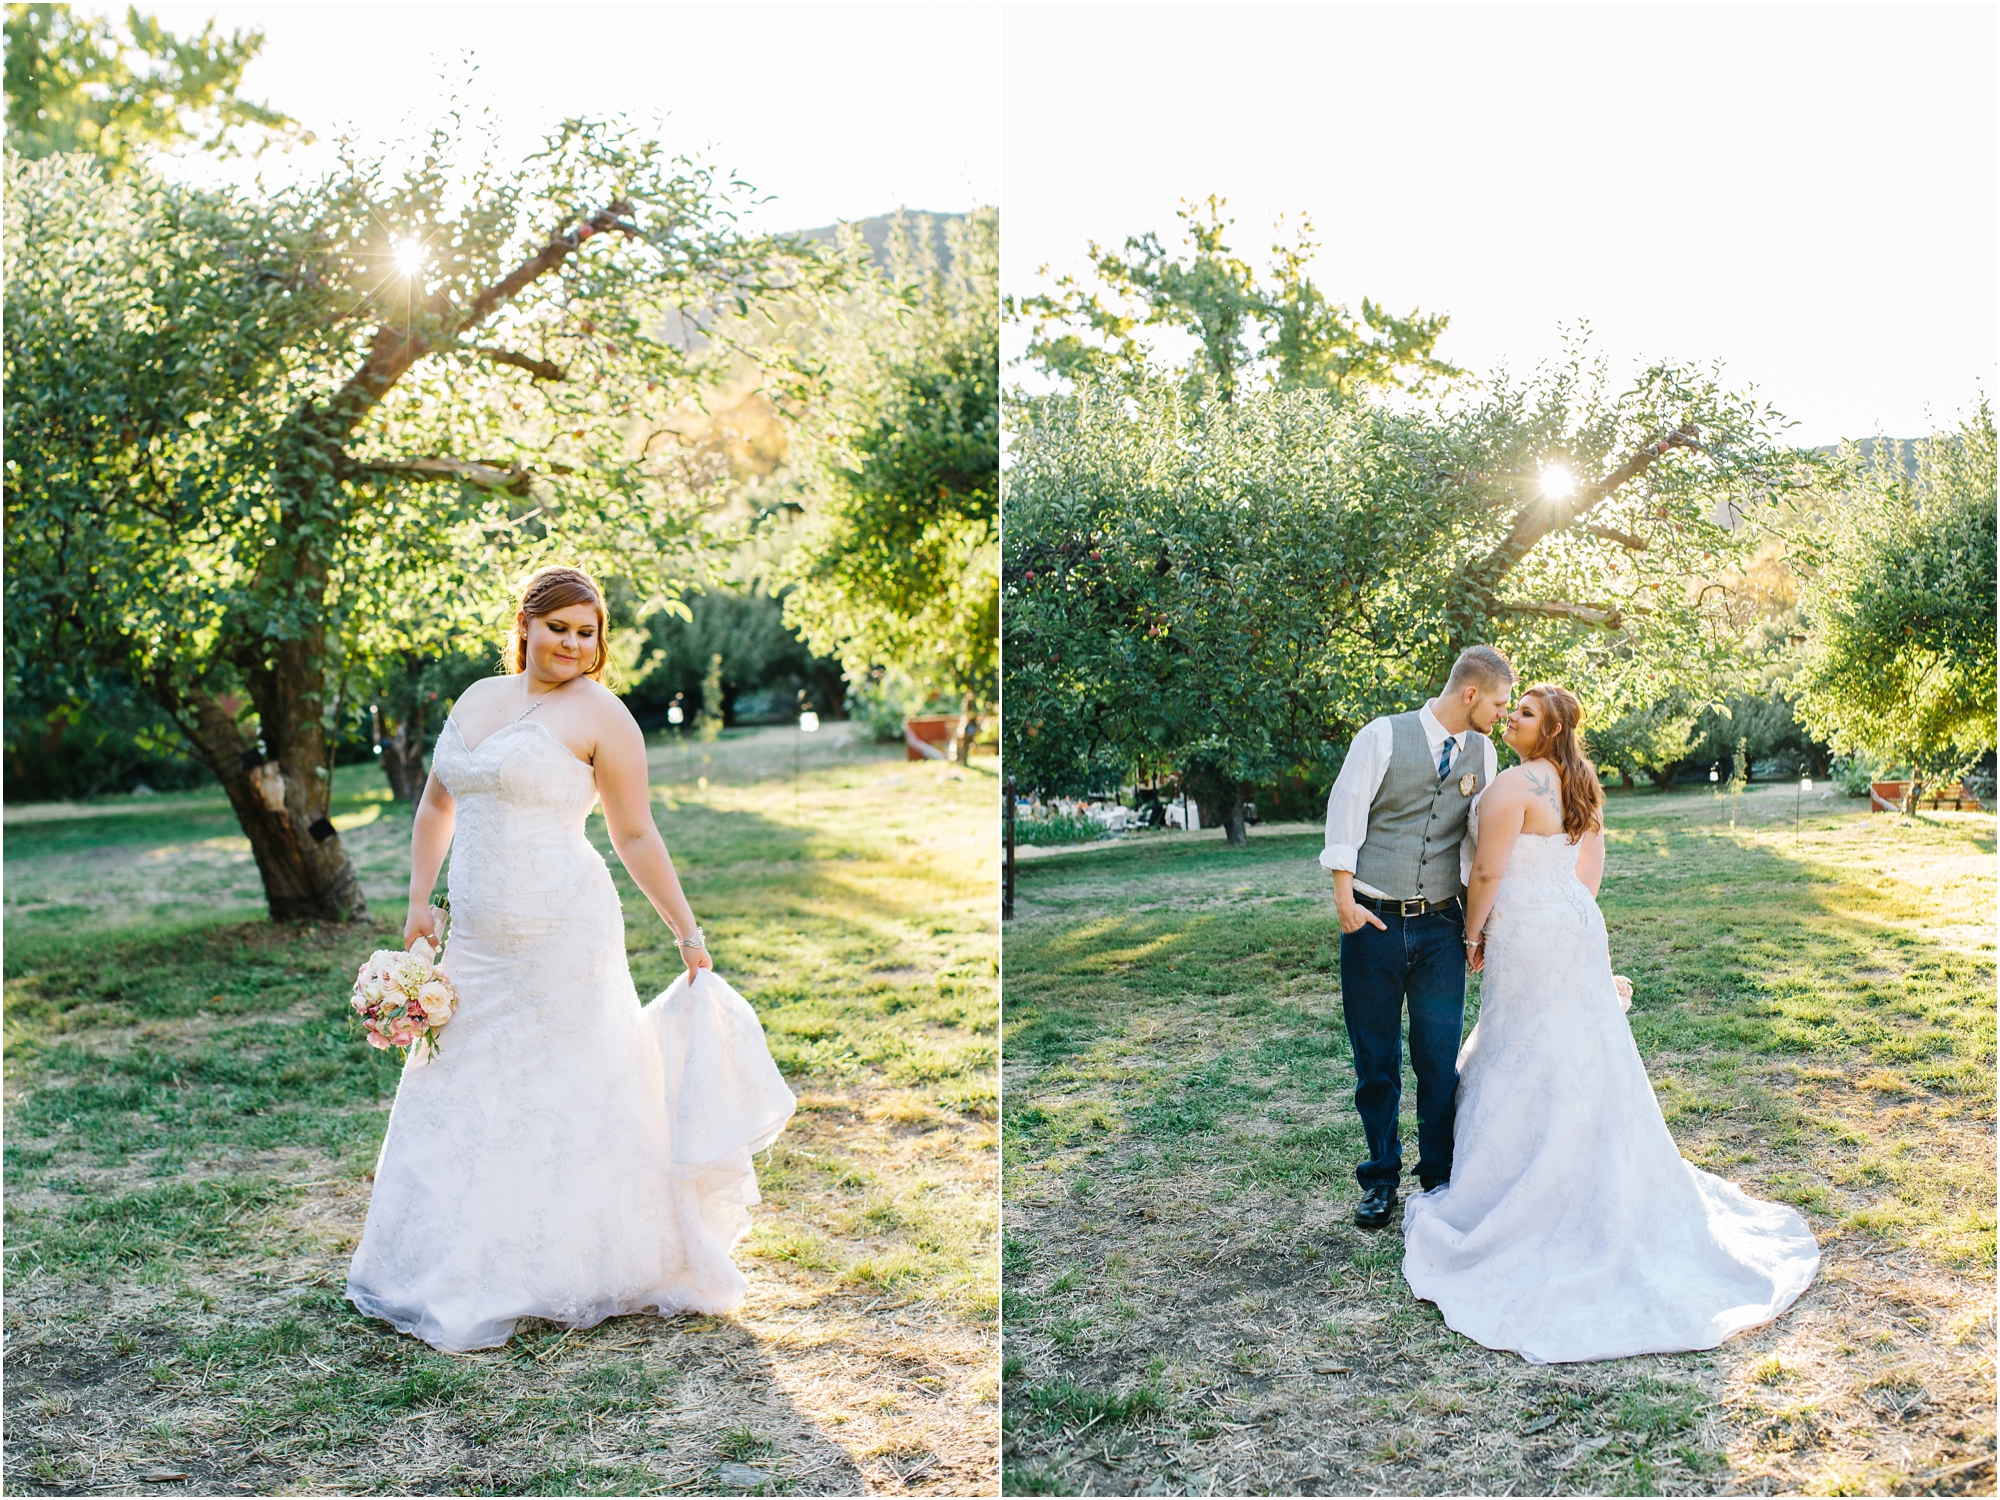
top-left (515, 677), bottom-right (572, 723)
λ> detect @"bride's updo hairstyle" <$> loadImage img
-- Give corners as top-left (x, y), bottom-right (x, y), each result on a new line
top-left (508, 565), bottom-right (610, 681)
top-left (1519, 682), bottom-right (1602, 843)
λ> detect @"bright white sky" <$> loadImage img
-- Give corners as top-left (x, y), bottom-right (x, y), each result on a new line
top-left (132, 2), bottom-right (1000, 229)
top-left (1003, 3), bottom-right (1996, 447)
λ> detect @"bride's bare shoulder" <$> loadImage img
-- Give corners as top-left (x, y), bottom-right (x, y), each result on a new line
top-left (453, 675), bottom-right (509, 711)
top-left (575, 676), bottom-right (639, 728)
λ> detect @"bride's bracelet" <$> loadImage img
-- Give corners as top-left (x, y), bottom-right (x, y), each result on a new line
top-left (674, 927), bottom-right (706, 952)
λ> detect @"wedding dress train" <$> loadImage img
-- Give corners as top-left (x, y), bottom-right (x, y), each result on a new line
top-left (347, 717), bottom-right (796, 1352)
top-left (1401, 832), bottom-right (1818, 1364)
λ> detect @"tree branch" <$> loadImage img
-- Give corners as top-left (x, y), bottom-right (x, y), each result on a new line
top-left (317, 200), bottom-right (638, 443)
top-left (1494, 598), bottom-right (1652, 629)
top-left (475, 346), bottom-right (565, 381)
top-left (1582, 523), bottom-right (1648, 551)
top-left (1462, 423), bottom-right (1700, 609)
top-left (352, 456), bottom-right (537, 496)
top-left (456, 201), bottom-right (638, 336)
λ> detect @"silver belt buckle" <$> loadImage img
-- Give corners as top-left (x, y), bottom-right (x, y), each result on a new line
top-left (1400, 897), bottom-right (1424, 917)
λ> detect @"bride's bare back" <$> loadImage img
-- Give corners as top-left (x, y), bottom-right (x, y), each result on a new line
top-left (1499, 757), bottom-right (1574, 838)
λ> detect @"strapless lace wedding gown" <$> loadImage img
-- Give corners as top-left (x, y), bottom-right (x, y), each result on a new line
top-left (346, 718), bottom-right (796, 1352)
top-left (1401, 831), bottom-right (1818, 1364)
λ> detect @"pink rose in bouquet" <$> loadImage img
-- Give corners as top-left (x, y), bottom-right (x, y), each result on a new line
top-left (351, 932), bottom-right (460, 1060)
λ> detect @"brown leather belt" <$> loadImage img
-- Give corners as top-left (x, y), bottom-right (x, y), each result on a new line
top-left (1356, 893), bottom-right (1463, 918)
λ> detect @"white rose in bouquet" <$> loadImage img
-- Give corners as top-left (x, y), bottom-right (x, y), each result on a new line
top-left (417, 980), bottom-right (455, 1022)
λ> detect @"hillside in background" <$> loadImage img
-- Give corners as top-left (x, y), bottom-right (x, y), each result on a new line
top-left (659, 210), bottom-right (973, 351)
top-left (796, 209), bottom-right (964, 266)
top-left (1815, 436), bottom-right (1920, 474)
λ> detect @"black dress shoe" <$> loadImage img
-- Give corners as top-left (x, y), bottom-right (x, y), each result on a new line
top-left (1353, 1183), bottom-right (1398, 1229)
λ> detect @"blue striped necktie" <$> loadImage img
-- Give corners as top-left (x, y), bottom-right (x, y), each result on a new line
top-left (1438, 736), bottom-right (1456, 779)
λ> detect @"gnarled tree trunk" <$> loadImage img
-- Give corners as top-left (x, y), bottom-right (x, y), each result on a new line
top-left (1217, 798), bottom-right (1250, 847)
top-left (180, 668), bottom-right (370, 923)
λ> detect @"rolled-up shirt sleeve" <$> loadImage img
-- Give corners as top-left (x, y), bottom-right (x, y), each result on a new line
top-left (1320, 718), bottom-right (1393, 871)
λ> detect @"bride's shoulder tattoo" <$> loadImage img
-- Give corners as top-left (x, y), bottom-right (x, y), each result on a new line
top-left (1523, 766), bottom-right (1562, 813)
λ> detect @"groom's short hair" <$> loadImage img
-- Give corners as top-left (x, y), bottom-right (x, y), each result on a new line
top-left (1444, 645), bottom-right (1516, 696)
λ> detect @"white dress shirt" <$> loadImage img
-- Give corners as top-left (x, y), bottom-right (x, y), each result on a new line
top-left (1319, 702), bottom-right (1498, 897)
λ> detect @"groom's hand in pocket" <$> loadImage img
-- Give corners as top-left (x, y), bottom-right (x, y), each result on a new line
top-left (1332, 874), bottom-right (1388, 934)
top-left (1338, 900), bottom-right (1388, 935)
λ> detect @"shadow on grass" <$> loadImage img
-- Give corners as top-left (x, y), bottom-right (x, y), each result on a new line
top-left (8, 1263), bottom-right (866, 1495)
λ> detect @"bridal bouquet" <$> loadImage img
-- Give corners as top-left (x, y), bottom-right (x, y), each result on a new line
top-left (352, 927), bottom-right (459, 1060)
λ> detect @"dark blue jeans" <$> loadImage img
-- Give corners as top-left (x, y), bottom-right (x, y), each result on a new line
top-left (1339, 903), bottom-right (1466, 1192)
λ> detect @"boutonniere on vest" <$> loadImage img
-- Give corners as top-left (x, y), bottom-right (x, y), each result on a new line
top-left (1459, 772), bottom-right (1478, 796)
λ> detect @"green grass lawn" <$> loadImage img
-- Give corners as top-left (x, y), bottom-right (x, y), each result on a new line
top-left (5, 724), bottom-right (999, 1496)
top-left (1001, 782), bottom-right (1995, 1497)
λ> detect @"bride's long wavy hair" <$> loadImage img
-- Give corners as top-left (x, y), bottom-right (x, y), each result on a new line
top-left (1518, 683), bottom-right (1601, 842)
top-left (508, 565), bottom-right (609, 681)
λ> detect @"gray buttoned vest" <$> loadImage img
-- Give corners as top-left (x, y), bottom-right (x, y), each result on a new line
top-left (1353, 712), bottom-right (1482, 902)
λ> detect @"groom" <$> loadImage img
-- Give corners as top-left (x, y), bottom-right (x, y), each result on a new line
top-left (1322, 645), bottom-right (1516, 1229)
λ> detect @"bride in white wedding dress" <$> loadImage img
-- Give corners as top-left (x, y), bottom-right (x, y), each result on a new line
top-left (1401, 683), bottom-right (1819, 1365)
top-left (347, 565), bottom-right (795, 1352)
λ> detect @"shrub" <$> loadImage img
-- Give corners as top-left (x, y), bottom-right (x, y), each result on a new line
top-left (846, 680), bottom-right (915, 743)
top-left (1016, 813), bottom-right (1105, 847)
top-left (1831, 752), bottom-right (1886, 798)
